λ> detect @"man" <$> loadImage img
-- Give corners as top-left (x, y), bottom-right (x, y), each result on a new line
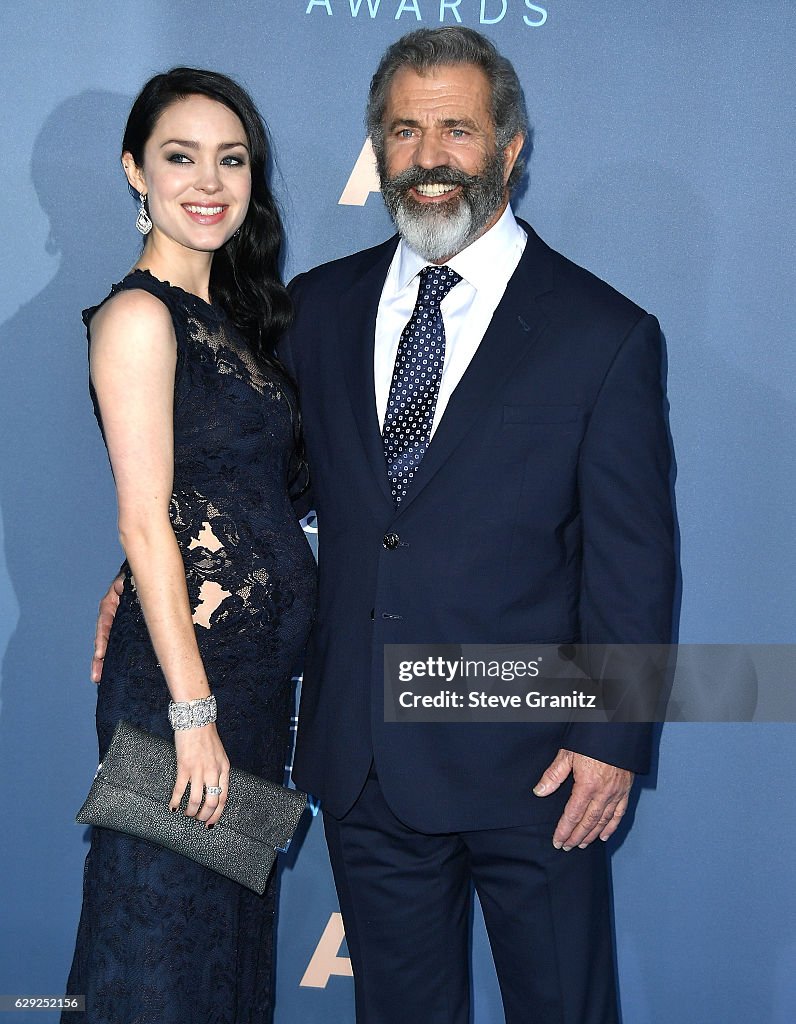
top-left (95, 27), bottom-right (674, 1024)
top-left (282, 27), bottom-right (674, 1024)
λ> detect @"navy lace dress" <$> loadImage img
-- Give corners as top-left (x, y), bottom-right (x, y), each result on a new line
top-left (63, 271), bottom-right (317, 1024)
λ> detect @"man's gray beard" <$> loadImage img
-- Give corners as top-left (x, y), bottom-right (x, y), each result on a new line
top-left (380, 149), bottom-right (506, 263)
top-left (392, 198), bottom-right (474, 264)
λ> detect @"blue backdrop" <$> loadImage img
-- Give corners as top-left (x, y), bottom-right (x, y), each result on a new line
top-left (1, 2), bottom-right (794, 1021)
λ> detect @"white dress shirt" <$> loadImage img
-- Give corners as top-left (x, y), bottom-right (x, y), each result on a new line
top-left (374, 204), bottom-right (527, 435)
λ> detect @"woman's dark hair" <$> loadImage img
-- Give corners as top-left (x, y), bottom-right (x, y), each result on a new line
top-left (122, 67), bottom-right (291, 362)
top-left (122, 68), bottom-right (307, 498)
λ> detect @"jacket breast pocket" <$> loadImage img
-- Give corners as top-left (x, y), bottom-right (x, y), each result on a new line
top-left (502, 404), bottom-right (581, 426)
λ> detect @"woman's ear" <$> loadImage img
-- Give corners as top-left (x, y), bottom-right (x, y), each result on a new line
top-left (121, 152), bottom-right (146, 196)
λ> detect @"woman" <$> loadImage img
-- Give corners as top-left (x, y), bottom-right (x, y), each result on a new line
top-left (63, 68), bottom-right (316, 1023)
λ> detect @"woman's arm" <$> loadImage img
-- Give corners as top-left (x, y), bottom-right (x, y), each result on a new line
top-left (89, 289), bottom-right (229, 826)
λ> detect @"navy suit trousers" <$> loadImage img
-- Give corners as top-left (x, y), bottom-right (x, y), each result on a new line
top-left (324, 773), bottom-right (619, 1024)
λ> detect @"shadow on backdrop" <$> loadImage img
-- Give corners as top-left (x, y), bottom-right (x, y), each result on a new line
top-left (0, 91), bottom-right (136, 1003)
top-left (558, 159), bottom-right (789, 1024)
top-left (557, 158), bottom-right (796, 644)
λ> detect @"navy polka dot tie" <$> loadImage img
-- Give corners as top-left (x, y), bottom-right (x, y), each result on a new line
top-left (383, 265), bottom-right (462, 505)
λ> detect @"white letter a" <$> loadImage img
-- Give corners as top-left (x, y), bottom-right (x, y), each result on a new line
top-left (300, 912), bottom-right (354, 987)
top-left (339, 139), bottom-right (381, 206)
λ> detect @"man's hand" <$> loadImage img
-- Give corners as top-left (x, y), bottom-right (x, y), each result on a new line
top-left (91, 575), bottom-right (124, 683)
top-left (533, 748), bottom-right (633, 850)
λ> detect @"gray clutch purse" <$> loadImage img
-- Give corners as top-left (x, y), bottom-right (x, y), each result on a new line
top-left (76, 720), bottom-right (307, 894)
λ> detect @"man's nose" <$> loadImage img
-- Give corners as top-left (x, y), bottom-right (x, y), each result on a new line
top-left (413, 132), bottom-right (448, 169)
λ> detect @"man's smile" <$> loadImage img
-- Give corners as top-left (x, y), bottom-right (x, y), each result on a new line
top-left (412, 182), bottom-right (459, 199)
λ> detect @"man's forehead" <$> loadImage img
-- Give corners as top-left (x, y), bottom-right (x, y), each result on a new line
top-left (384, 63), bottom-right (493, 118)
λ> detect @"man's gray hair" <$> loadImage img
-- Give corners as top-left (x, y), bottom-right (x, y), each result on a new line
top-left (366, 27), bottom-right (530, 190)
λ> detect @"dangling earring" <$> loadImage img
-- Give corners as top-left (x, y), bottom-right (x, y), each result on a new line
top-left (136, 192), bottom-right (152, 235)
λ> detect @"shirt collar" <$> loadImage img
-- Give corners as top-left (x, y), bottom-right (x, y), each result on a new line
top-left (395, 204), bottom-right (526, 294)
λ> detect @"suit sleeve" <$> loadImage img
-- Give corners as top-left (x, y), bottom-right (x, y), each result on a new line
top-left (566, 312), bottom-right (676, 772)
top-left (278, 273), bottom-right (305, 381)
top-left (279, 274), bottom-right (314, 521)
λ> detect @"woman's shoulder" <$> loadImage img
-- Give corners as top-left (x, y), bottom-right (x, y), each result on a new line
top-left (85, 277), bottom-right (176, 337)
top-left (82, 270), bottom-right (186, 333)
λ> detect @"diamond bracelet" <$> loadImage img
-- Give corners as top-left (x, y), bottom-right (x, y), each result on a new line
top-left (168, 694), bottom-right (217, 731)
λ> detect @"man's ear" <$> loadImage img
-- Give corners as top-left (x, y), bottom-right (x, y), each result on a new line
top-left (502, 133), bottom-right (524, 186)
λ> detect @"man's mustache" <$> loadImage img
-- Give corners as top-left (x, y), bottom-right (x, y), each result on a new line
top-left (385, 164), bottom-right (482, 192)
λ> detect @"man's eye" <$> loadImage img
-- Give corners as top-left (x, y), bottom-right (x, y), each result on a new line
top-left (450, 129), bottom-right (467, 139)
top-left (397, 129), bottom-right (414, 138)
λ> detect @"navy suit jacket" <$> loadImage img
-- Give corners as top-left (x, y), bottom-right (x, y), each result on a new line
top-left (282, 219), bottom-right (675, 831)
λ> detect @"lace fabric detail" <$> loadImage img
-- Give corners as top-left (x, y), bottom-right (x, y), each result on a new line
top-left (64, 271), bottom-right (316, 1024)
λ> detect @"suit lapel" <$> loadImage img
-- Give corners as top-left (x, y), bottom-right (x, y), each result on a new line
top-left (394, 224), bottom-right (554, 516)
top-left (339, 237), bottom-right (398, 504)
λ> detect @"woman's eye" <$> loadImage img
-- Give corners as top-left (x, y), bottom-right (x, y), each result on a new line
top-left (221, 155), bottom-right (246, 166)
top-left (167, 153), bottom-right (192, 164)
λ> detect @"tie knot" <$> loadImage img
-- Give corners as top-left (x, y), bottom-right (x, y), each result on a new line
top-left (417, 265), bottom-right (462, 307)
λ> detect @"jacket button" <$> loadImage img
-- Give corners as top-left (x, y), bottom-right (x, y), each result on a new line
top-left (383, 533), bottom-right (400, 550)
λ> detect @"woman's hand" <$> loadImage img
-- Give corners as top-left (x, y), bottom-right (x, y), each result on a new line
top-left (171, 723), bottom-right (231, 827)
